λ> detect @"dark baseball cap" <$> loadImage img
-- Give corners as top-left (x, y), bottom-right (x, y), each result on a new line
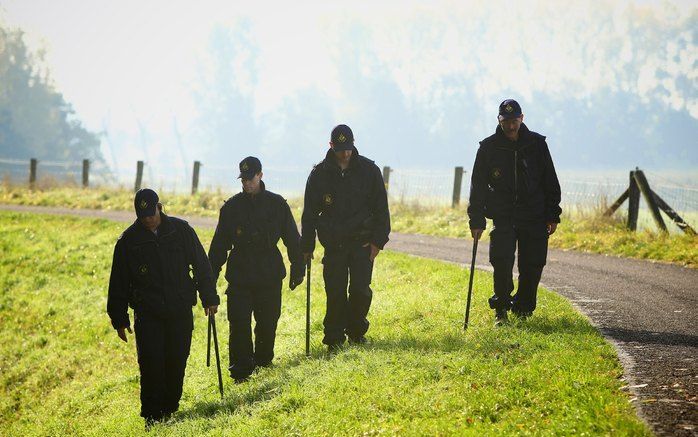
top-left (498, 99), bottom-right (523, 119)
top-left (238, 156), bottom-right (262, 179)
top-left (330, 124), bottom-right (354, 151)
top-left (134, 188), bottom-right (159, 218)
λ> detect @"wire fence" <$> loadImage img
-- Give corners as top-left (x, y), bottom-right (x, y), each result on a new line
top-left (2, 157), bottom-right (697, 228)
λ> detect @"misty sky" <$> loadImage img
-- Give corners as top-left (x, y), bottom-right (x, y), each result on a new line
top-left (1, 0), bottom-right (696, 178)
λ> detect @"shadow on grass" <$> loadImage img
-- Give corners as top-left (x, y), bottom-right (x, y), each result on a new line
top-left (176, 376), bottom-right (283, 421)
top-left (174, 313), bottom-right (601, 422)
top-left (365, 313), bottom-right (599, 354)
top-left (516, 313), bottom-right (599, 336)
top-left (174, 352), bottom-right (327, 422)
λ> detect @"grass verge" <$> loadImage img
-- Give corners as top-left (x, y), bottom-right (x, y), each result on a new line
top-left (2, 185), bottom-right (695, 267)
top-left (0, 211), bottom-right (649, 435)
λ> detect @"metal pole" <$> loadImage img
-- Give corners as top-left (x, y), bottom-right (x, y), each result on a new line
top-left (463, 238), bottom-right (479, 330)
top-left (206, 311), bottom-right (212, 367)
top-left (305, 259), bottom-right (312, 357)
top-left (209, 314), bottom-right (224, 399)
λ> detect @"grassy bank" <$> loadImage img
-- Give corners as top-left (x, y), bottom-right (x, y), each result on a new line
top-left (2, 185), bottom-right (696, 267)
top-left (390, 202), bottom-right (697, 268)
top-left (0, 211), bottom-right (648, 435)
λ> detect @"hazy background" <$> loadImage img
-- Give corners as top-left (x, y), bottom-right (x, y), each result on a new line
top-left (0, 0), bottom-right (696, 201)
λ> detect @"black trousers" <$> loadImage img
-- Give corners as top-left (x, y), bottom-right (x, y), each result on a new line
top-left (226, 282), bottom-right (282, 379)
top-left (488, 221), bottom-right (549, 313)
top-left (322, 244), bottom-right (373, 345)
top-left (134, 307), bottom-right (193, 421)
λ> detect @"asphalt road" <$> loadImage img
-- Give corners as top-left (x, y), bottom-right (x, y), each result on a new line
top-left (2, 204), bottom-right (696, 435)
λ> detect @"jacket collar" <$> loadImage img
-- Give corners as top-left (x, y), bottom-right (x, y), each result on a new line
top-left (242, 180), bottom-right (266, 200)
top-left (323, 146), bottom-right (361, 171)
top-left (494, 123), bottom-right (533, 149)
top-left (131, 212), bottom-right (175, 244)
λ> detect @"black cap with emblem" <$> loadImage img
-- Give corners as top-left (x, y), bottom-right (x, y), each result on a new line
top-left (498, 99), bottom-right (522, 120)
top-left (238, 156), bottom-right (262, 180)
top-left (134, 188), bottom-right (159, 218)
top-left (330, 124), bottom-right (354, 151)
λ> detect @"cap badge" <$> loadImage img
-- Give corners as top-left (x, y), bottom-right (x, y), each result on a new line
top-left (139, 200), bottom-right (148, 209)
top-left (505, 104), bottom-right (513, 113)
top-left (337, 133), bottom-right (346, 143)
top-left (241, 162), bottom-right (249, 171)
top-left (323, 194), bottom-right (333, 206)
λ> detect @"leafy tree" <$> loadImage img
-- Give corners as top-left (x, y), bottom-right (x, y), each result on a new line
top-left (0, 22), bottom-right (101, 162)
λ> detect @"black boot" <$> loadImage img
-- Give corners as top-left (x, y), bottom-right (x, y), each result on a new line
top-left (494, 309), bottom-right (508, 326)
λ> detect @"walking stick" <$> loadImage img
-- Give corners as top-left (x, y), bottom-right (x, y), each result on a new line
top-left (305, 259), bottom-right (312, 356)
top-left (209, 313), bottom-right (224, 398)
top-left (463, 237), bottom-right (479, 330)
top-left (206, 310), bottom-right (212, 367)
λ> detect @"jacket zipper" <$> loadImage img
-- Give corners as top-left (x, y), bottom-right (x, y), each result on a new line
top-left (514, 150), bottom-right (518, 204)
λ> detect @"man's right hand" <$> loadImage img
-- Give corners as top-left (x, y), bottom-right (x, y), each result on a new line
top-left (289, 275), bottom-right (304, 290)
top-left (117, 326), bottom-right (133, 343)
top-left (471, 228), bottom-right (484, 242)
top-left (303, 252), bottom-right (314, 263)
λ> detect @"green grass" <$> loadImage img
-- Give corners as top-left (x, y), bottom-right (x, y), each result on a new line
top-left (391, 202), bottom-right (697, 268)
top-left (1, 185), bottom-right (695, 267)
top-left (0, 211), bottom-right (649, 436)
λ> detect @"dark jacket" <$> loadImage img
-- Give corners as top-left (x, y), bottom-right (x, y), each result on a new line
top-left (301, 147), bottom-right (390, 253)
top-left (107, 213), bottom-right (220, 330)
top-left (208, 181), bottom-right (304, 288)
top-left (468, 123), bottom-right (562, 229)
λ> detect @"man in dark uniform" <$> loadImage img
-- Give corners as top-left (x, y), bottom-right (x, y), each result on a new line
top-left (208, 157), bottom-right (305, 383)
top-left (107, 188), bottom-right (220, 426)
top-left (301, 124), bottom-right (391, 351)
top-left (468, 99), bottom-right (562, 325)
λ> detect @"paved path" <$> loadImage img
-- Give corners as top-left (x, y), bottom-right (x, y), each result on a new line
top-left (2, 204), bottom-right (696, 436)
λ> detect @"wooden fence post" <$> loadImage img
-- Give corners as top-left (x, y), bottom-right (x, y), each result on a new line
top-left (29, 158), bottom-right (37, 189)
top-left (82, 159), bottom-right (90, 188)
top-left (627, 170), bottom-right (640, 231)
top-left (452, 166), bottom-right (465, 208)
top-left (604, 188), bottom-right (629, 217)
top-left (633, 169), bottom-right (667, 232)
top-left (382, 166), bottom-right (391, 192)
top-left (192, 161), bottom-right (201, 195)
top-left (134, 161), bottom-right (144, 192)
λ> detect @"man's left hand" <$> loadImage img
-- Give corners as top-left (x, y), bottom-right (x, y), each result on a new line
top-left (363, 243), bottom-right (381, 262)
top-left (204, 305), bottom-right (218, 316)
top-left (547, 222), bottom-right (558, 236)
top-left (290, 275), bottom-right (304, 290)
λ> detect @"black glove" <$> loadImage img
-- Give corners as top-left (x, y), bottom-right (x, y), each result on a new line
top-left (289, 274), bottom-right (304, 290)
top-left (289, 262), bottom-right (306, 290)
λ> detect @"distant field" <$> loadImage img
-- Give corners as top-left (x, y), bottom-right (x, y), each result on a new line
top-left (2, 185), bottom-right (696, 267)
top-left (0, 212), bottom-right (649, 436)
